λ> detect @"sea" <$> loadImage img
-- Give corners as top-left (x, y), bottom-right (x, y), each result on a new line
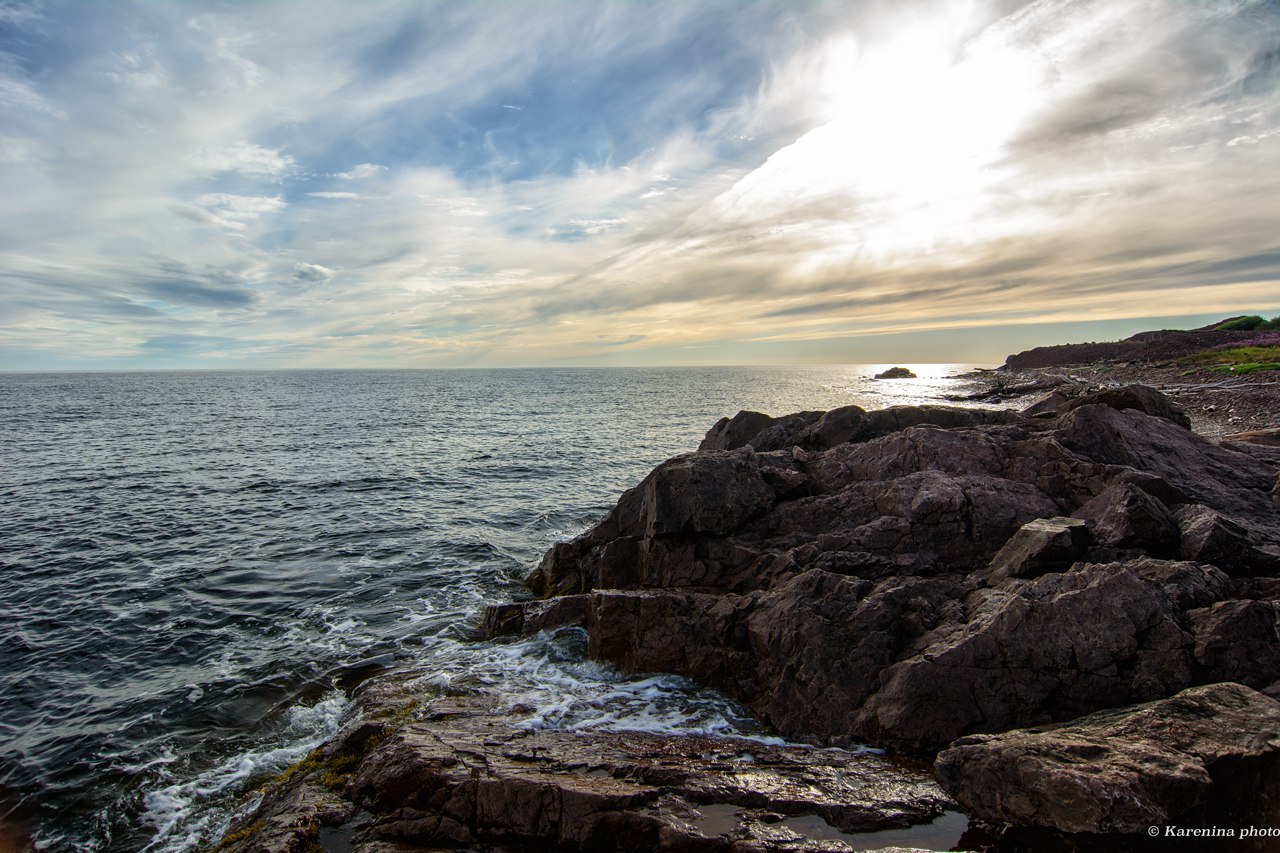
top-left (0, 366), bottom-right (992, 851)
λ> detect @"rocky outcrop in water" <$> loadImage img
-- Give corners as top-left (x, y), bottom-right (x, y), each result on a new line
top-left (222, 672), bottom-right (960, 852)
top-left (224, 385), bottom-right (1280, 849)
top-left (482, 385), bottom-right (1280, 839)
top-left (508, 388), bottom-right (1279, 751)
top-left (873, 367), bottom-right (916, 379)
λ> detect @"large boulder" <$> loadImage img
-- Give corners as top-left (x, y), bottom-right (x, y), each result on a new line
top-left (986, 517), bottom-right (1089, 582)
top-left (1189, 600), bottom-right (1280, 692)
top-left (935, 683), bottom-right (1280, 834)
top-left (1072, 483), bottom-right (1179, 556)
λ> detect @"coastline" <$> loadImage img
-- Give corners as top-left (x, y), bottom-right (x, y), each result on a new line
top-left (218, 395), bottom-right (1279, 850)
top-left (1005, 363), bottom-right (1279, 439)
top-left (207, 319), bottom-right (1280, 852)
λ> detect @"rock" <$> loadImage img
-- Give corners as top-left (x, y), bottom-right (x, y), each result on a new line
top-left (934, 683), bottom-right (1280, 834)
top-left (874, 367), bottom-right (917, 379)
top-left (805, 405), bottom-right (868, 450)
top-left (699, 410), bottom-right (778, 452)
top-left (856, 561), bottom-right (1200, 750)
top-left (222, 681), bottom-right (956, 852)
top-left (521, 388), bottom-right (1280, 751)
top-left (1021, 390), bottom-right (1073, 418)
top-left (986, 517), bottom-right (1089, 583)
top-left (483, 595), bottom-right (591, 640)
top-left (1190, 600), bottom-right (1280, 690)
top-left (1065, 384), bottom-right (1192, 429)
top-left (582, 559), bottom-right (1226, 753)
top-left (640, 449), bottom-right (775, 537)
top-left (1071, 483), bottom-right (1179, 556)
top-left (1176, 505), bottom-right (1280, 577)
top-left (1054, 404), bottom-right (1278, 524)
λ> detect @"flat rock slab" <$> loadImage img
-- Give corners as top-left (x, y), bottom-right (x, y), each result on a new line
top-left (935, 682), bottom-right (1280, 835)
top-left (224, 687), bottom-right (958, 852)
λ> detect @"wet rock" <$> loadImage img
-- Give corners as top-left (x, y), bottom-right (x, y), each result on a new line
top-left (935, 683), bottom-right (1280, 834)
top-left (224, 686), bottom-right (955, 852)
top-left (874, 367), bottom-right (917, 379)
top-left (986, 517), bottom-right (1090, 583)
top-left (483, 595), bottom-right (591, 640)
top-left (1071, 483), bottom-right (1179, 556)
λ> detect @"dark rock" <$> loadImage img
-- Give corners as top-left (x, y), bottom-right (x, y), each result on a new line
top-left (699, 410), bottom-right (779, 452)
top-left (482, 603), bottom-right (526, 639)
top-left (1072, 483), bottom-right (1179, 556)
top-left (1175, 505), bottom-right (1280, 577)
top-left (640, 448), bottom-right (775, 537)
top-left (224, 685), bottom-right (954, 852)
top-left (805, 404), bottom-right (867, 450)
top-left (744, 411), bottom-right (826, 452)
top-left (935, 683), bottom-right (1280, 834)
top-left (1021, 390), bottom-right (1073, 418)
top-left (1190, 600), bottom-right (1280, 689)
top-left (987, 517), bottom-right (1090, 583)
top-left (874, 367), bottom-right (917, 379)
top-left (856, 561), bottom-right (1200, 750)
top-left (582, 559), bottom-right (1227, 753)
top-left (522, 388), bottom-right (1280, 752)
top-left (1054, 404), bottom-right (1278, 524)
top-left (483, 595), bottom-right (591, 640)
top-left (1065, 385), bottom-right (1192, 429)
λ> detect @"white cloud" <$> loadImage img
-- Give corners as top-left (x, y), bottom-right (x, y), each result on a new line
top-left (2, 0), bottom-right (1278, 369)
top-left (334, 163), bottom-right (384, 180)
top-left (196, 193), bottom-right (286, 217)
top-left (189, 143), bottom-right (295, 176)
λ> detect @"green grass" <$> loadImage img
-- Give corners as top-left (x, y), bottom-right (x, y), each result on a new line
top-left (1182, 342), bottom-right (1280, 375)
top-left (1210, 315), bottom-right (1280, 331)
top-left (1208, 362), bottom-right (1280, 374)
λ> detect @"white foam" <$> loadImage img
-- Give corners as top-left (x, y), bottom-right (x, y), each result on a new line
top-left (407, 629), bottom-right (792, 745)
top-left (138, 691), bottom-right (348, 852)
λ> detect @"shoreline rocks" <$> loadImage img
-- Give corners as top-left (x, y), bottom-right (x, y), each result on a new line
top-left (222, 384), bottom-right (1280, 849)
top-left (222, 667), bottom-right (963, 852)
top-left (935, 682), bottom-right (1280, 835)
top-left (483, 385), bottom-right (1280, 839)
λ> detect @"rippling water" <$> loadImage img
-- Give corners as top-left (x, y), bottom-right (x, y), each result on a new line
top-left (0, 366), bottom-right (987, 850)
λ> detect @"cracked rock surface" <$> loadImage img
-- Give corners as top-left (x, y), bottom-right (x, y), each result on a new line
top-left (222, 677), bottom-right (957, 852)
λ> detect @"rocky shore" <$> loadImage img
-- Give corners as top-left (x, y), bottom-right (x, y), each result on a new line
top-left (988, 319), bottom-right (1280, 439)
top-left (221, 378), bottom-right (1280, 852)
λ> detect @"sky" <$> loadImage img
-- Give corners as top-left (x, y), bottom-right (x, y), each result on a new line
top-left (1, 0), bottom-right (1278, 370)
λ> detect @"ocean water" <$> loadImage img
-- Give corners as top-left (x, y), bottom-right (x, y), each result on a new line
top-left (0, 366), bottom-right (990, 850)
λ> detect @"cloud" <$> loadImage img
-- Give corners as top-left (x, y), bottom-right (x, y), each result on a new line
top-left (334, 163), bottom-right (384, 180)
top-left (294, 262), bottom-right (335, 283)
top-left (1, 0), bottom-right (1278, 368)
top-left (189, 142), bottom-right (295, 176)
